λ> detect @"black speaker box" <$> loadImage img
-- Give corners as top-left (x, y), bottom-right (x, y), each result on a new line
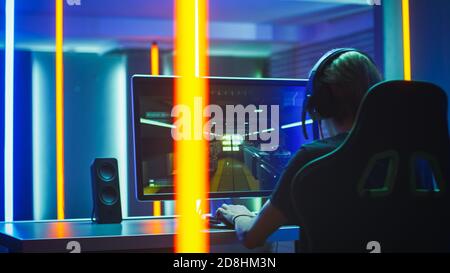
top-left (91, 158), bottom-right (122, 224)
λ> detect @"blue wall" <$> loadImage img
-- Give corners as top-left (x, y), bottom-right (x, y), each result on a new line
top-left (13, 51), bottom-right (33, 220)
top-left (64, 53), bottom-right (127, 219)
top-left (410, 0), bottom-right (450, 126)
top-left (0, 50), bottom-right (34, 221)
top-left (32, 52), bottom-right (128, 219)
top-left (382, 0), bottom-right (450, 127)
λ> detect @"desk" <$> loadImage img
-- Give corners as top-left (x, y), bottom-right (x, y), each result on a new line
top-left (0, 217), bottom-right (299, 253)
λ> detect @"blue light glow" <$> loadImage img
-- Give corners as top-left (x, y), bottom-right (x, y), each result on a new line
top-left (280, 119), bottom-right (314, 130)
top-left (32, 58), bottom-right (45, 220)
top-left (4, 0), bottom-right (15, 222)
top-left (164, 201), bottom-right (175, 216)
top-left (140, 118), bottom-right (176, 129)
top-left (113, 60), bottom-right (129, 218)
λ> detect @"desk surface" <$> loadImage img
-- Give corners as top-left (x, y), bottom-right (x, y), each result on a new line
top-left (0, 217), bottom-right (299, 253)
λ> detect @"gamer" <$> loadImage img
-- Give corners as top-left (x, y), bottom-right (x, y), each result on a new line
top-left (216, 48), bottom-right (383, 249)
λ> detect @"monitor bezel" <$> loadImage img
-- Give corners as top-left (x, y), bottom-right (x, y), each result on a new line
top-left (132, 75), bottom-right (310, 201)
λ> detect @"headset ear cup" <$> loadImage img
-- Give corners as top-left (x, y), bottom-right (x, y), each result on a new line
top-left (304, 94), bottom-right (313, 115)
top-left (305, 94), bottom-right (319, 120)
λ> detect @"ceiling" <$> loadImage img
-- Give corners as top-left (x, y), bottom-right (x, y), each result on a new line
top-left (4, 0), bottom-right (374, 55)
top-left (13, 0), bottom-right (369, 22)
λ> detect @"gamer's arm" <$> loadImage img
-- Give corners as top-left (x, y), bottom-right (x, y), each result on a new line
top-left (216, 148), bottom-right (314, 248)
top-left (217, 200), bottom-right (287, 249)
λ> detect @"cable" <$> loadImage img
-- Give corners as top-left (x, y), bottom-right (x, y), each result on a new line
top-left (91, 206), bottom-right (96, 223)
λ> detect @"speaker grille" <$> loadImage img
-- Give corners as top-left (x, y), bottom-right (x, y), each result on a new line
top-left (97, 162), bottom-right (117, 182)
top-left (100, 186), bottom-right (119, 205)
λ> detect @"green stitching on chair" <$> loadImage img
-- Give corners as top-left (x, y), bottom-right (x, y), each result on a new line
top-left (357, 150), bottom-right (399, 197)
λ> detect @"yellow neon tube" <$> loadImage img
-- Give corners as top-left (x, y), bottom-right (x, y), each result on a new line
top-left (151, 42), bottom-right (160, 76)
top-left (174, 0), bottom-right (210, 253)
top-left (150, 41), bottom-right (162, 216)
top-left (402, 0), bottom-right (412, 81)
top-left (56, 0), bottom-right (65, 220)
top-left (153, 201), bottom-right (162, 216)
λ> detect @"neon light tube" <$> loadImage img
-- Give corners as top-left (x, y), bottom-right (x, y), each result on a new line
top-left (281, 120), bottom-right (314, 130)
top-left (114, 60), bottom-right (129, 220)
top-left (150, 42), bottom-right (162, 216)
top-left (153, 201), bottom-right (162, 217)
top-left (151, 42), bottom-right (160, 76)
top-left (402, 0), bottom-right (412, 80)
top-left (56, 0), bottom-right (65, 220)
top-left (140, 118), bottom-right (176, 129)
top-left (4, 0), bottom-right (15, 223)
top-left (174, 0), bottom-right (210, 253)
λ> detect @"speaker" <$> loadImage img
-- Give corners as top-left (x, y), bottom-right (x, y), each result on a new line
top-left (91, 158), bottom-right (122, 223)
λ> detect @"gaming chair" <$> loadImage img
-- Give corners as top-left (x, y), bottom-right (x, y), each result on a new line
top-left (291, 81), bottom-right (450, 252)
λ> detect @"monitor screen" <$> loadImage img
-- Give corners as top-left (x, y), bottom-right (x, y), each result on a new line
top-left (132, 76), bottom-right (316, 200)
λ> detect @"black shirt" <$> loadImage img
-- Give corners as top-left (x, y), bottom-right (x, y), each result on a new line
top-left (270, 133), bottom-right (349, 224)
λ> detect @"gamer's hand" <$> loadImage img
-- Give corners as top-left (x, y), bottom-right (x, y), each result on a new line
top-left (216, 204), bottom-right (256, 225)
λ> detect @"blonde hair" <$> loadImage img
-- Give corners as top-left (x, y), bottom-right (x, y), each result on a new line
top-left (316, 51), bottom-right (382, 123)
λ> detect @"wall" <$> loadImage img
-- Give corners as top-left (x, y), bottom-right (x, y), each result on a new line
top-left (409, 0), bottom-right (450, 126)
top-left (0, 50), bottom-right (33, 221)
top-left (162, 53), bottom-right (268, 78)
top-left (269, 7), bottom-right (377, 79)
top-left (270, 30), bottom-right (375, 79)
top-left (382, 0), bottom-right (404, 80)
top-left (13, 51), bottom-right (33, 220)
top-left (32, 52), bottom-right (128, 219)
top-left (209, 57), bottom-right (267, 78)
top-left (382, 0), bottom-right (450, 127)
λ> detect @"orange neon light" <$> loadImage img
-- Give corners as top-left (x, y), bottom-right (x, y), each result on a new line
top-left (50, 222), bottom-right (73, 238)
top-left (56, 0), bottom-right (65, 220)
top-left (145, 219), bottom-right (165, 235)
top-left (174, 0), bottom-right (210, 253)
top-left (151, 42), bottom-right (160, 76)
top-left (150, 41), bottom-right (162, 216)
top-left (402, 0), bottom-right (412, 80)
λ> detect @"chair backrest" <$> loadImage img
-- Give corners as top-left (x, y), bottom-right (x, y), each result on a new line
top-left (291, 81), bottom-right (450, 253)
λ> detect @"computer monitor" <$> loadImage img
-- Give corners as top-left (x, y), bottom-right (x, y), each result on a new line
top-left (132, 76), bottom-right (317, 200)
